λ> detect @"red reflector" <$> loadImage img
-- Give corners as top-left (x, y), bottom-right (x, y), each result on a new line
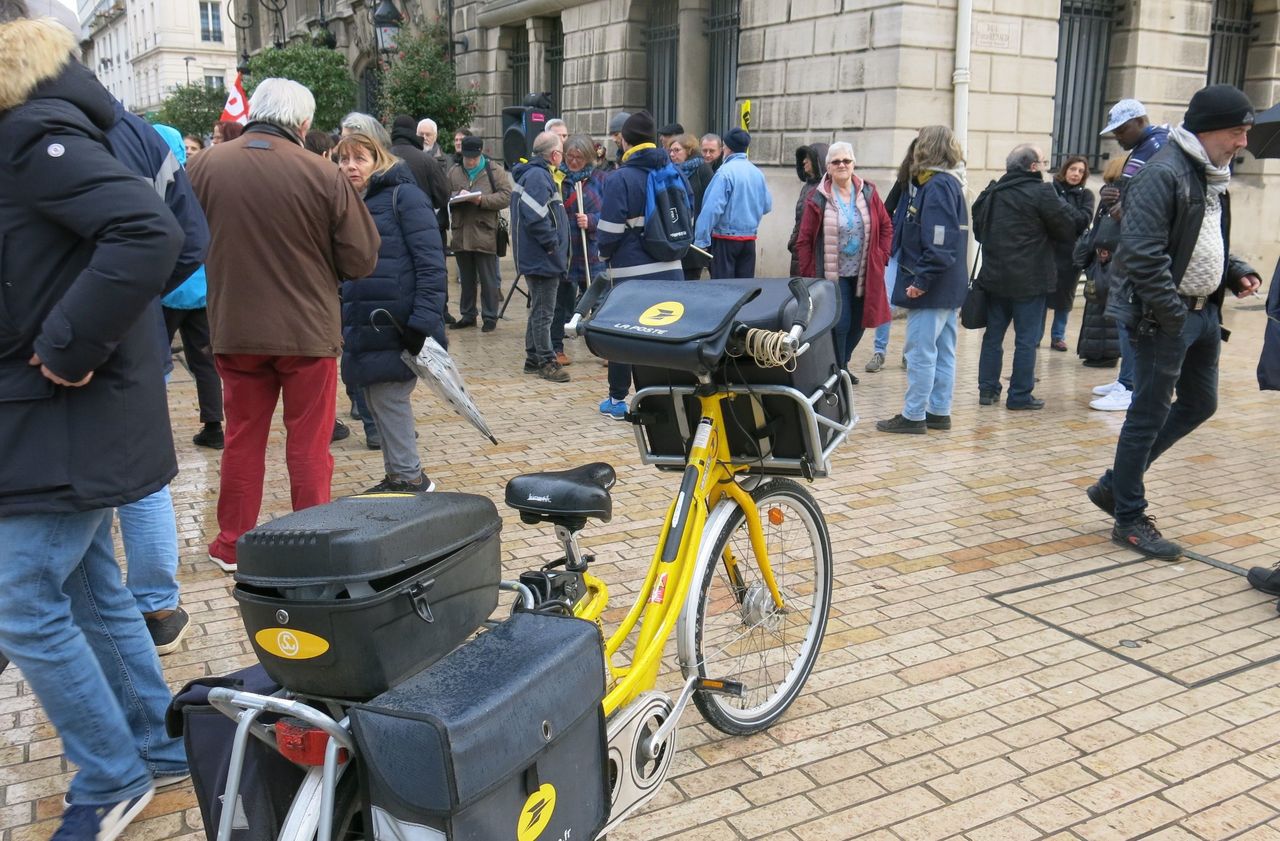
top-left (276, 718), bottom-right (348, 766)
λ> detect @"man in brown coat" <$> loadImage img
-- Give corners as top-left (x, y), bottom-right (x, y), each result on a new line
top-left (188, 78), bottom-right (380, 572)
top-left (447, 135), bottom-right (512, 331)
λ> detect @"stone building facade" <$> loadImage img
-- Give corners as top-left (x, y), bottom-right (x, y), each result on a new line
top-left (239, 0), bottom-right (1280, 273)
top-left (446, 0), bottom-right (1280, 274)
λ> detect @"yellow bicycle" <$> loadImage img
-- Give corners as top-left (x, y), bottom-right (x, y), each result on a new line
top-left (203, 277), bottom-right (855, 840)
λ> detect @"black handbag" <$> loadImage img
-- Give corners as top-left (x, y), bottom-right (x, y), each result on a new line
top-left (485, 162), bottom-right (510, 258)
top-left (959, 246), bottom-right (987, 330)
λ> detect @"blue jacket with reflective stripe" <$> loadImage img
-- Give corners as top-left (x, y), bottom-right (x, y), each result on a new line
top-left (597, 146), bottom-right (684, 281)
top-left (510, 156), bottom-right (570, 278)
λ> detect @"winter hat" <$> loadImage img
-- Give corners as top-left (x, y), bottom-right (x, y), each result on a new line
top-left (392, 114), bottom-right (417, 133)
top-left (460, 136), bottom-right (484, 156)
top-left (659, 122), bottom-right (685, 137)
top-left (621, 110), bottom-right (656, 146)
top-left (724, 127), bottom-right (751, 153)
top-left (1183, 84), bottom-right (1255, 134)
top-left (608, 111), bottom-right (632, 135)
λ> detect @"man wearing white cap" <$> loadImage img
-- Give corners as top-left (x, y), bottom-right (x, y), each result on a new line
top-left (1100, 98), bottom-right (1170, 197)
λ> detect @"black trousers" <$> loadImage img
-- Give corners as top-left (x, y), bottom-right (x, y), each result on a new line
top-left (164, 306), bottom-right (223, 424)
top-left (710, 238), bottom-right (757, 280)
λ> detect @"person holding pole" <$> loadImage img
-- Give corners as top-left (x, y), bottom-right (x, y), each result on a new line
top-left (556, 134), bottom-right (607, 365)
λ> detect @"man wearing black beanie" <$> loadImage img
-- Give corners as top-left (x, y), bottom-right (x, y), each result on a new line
top-left (1087, 84), bottom-right (1261, 561)
top-left (693, 127), bottom-right (772, 278)
top-left (595, 109), bottom-right (685, 419)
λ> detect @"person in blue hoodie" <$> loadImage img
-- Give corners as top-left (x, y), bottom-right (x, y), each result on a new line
top-left (511, 131), bottom-right (572, 383)
top-left (875, 125), bottom-right (970, 435)
top-left (693, 127), bottom-right (773, 279)
top-left (596, 110), bottom-right (685, 419)
top-left (152, 124), bottom-right (224, 450)
top-left (334, 132), bottom-right (447, 493)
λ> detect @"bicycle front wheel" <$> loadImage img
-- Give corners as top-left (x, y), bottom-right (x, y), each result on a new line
top-left (692, 478), bottom-right (833, 735)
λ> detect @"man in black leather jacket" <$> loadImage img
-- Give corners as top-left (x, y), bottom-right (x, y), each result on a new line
top-left (1088, 85), bottom-right (1262, 560)
top-left (973, 144), bottom-right (1083, 409)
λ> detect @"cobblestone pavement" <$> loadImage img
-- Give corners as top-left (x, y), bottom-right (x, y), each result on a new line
top-left (2, 280), bottom-right (1278, 841)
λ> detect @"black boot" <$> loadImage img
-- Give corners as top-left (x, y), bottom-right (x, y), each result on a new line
top-left (1246, 564), bottom-right (1280, 596)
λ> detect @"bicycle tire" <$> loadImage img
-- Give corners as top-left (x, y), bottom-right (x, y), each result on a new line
top-left (691, 478), bottom-right (832, 735)
top-left (330, 766), bottom-right (367, 840)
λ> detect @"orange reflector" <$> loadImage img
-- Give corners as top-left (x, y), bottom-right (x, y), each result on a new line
top-left (276, 718), bottom-right (348, 767)
top-left (768, 507), bottom-right (785, 526)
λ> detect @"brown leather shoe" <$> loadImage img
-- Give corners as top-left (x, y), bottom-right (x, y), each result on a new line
top-left (556, 351), bottom-right (571, 366)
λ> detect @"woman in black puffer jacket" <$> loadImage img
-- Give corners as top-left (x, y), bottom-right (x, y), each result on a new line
top-left (1047, 156), bottom-right (1094, 351)
top-left (335, 132), bottom-right (447, 493)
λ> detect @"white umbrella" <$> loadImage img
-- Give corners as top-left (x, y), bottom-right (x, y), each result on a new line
top-left (371, 309), bottom-right (499, 445)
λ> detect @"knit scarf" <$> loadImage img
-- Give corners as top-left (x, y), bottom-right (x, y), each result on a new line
top-left (561, 164), bottom-right (596, 188)
top-left (464, 154), bottom-right (488, 183)
top-left (622, 142), bottom-right (656, 162)
top-left (676, 157), bottom-right (702, 179)
top-left (1169, 124), bottom-right (1231, 197)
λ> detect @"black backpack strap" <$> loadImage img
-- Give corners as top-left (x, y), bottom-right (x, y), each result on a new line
top-left (484, 160), bottom-right (497, 193)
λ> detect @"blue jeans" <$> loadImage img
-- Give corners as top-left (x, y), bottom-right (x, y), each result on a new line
top-left (117, 486), bottom-right (180, 614)
top-left (1117, 321), bottom-right (1135, 390)
top-left (873, 256), bottom-right (898, 355)
top-left (0, 509), bottom-right (187, 805)
top-left (832, 278), bottom-right (866, 368)
top-left (1098, 306), bottom-right (1219, 523)
top-left (978, 294), bottom-right (1047, 405)
top-left (902, 308), bottom-right (958, 421)
top-left (1050, 308), bottom-right (1069, 343)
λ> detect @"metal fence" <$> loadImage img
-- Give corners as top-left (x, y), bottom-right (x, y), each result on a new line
top-left (1052, 0), bottom-right (1119, 170)
top-left (510, 27), bottom-right (530, 104)
top-left (547, 17), bottom-right (564, 113)
top-left (645, 0), bottom-right (680, 128)
top-left (1208, 0), bottom-right (1254, 88)
top-left (704, 0), bottom-right (740, 135)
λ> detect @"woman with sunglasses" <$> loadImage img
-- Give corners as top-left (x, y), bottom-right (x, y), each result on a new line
top-left (796, 141), bottom-right (893, 375)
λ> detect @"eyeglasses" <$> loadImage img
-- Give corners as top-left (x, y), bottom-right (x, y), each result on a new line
top-left (829, 159), bottom-right (853, 166)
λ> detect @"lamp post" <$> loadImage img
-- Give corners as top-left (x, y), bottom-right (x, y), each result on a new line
top-left (372, 0), bottom-right (403, 56)
top-left (226, 0), bottom-right (255, 75)
top-left (183, 55), bottom-right (196, 85)
top-left (311, 0), bottom-right (337, 49)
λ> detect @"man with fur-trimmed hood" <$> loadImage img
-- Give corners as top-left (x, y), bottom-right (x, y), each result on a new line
top-left (0, 5), bottom-right (192, 838)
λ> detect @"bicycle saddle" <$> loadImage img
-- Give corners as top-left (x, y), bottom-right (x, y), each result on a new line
top-left (505, 462), bottom-right (615, 525)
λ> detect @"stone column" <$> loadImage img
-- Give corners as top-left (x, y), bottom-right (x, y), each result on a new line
top-left (527, 17), bottom-right (551, 97)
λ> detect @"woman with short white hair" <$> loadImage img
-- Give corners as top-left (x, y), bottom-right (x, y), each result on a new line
top-left (341, 111), bottom-right (393, 149)
top-left (795, 141), bottom-right (893, 374)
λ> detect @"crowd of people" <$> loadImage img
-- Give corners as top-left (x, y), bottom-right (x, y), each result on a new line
top-left (0, 0), bottom-right (1275, 835)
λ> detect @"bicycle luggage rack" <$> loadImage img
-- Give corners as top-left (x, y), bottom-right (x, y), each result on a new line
top-left (631, 369), bottom-right (857, 479)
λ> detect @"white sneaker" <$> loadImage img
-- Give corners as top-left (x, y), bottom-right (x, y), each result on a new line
top-left (1092, 380), bottom-right (1120, 396)
top-left (1091, 387), bottom-right (1131, 411)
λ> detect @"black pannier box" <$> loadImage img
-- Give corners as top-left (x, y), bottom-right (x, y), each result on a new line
top-left (349, 611), bottom-right (610, 841)
top-left (630, 277), bottom-right (850, 476)
top-left (233, 493), bottom-right (501, 700)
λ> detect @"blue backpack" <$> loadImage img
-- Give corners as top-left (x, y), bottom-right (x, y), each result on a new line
top-left (635, 163), bottom-right (694, 261)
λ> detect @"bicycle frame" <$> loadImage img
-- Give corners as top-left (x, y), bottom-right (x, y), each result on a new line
top-left (573, 388), bottom-right (786, 716)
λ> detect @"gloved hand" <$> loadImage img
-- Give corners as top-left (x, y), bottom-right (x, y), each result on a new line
top-left (402, 327), bottom-right (427, 355)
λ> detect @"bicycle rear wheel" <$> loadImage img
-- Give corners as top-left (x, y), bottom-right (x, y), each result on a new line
top-left (691, 478), bottom-right (832, 735)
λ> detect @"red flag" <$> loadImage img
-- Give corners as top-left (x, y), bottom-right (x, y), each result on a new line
top-left (220, 73), bottom-right (249, 125)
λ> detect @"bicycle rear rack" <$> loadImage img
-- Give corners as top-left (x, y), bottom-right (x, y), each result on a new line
top-left (630, 369), bottom-right (858, 479)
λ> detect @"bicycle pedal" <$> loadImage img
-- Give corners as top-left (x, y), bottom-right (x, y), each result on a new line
top-left (694, 677), bottom-right (745, 698)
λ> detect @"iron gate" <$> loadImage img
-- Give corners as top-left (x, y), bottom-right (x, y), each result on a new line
top-left (547, 17), bottom-right (564, 113)
top-left (1208, 0), bottom-right (1254, 88)
top-left (1052, 0), bottom-right (1119, 170)
top-left (704, 0), bottom-right (740, 135)
top-left (645, 0), bottom-right (679, 129)
top-left (510, 27), bottom-right (530, 104)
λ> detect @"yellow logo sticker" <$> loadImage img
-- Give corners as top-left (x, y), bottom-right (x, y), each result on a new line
top-left (517, 783), bottom-right (556, 841)
top-left (638, 301), bottom-right (684, 327)
top-left (255, 628), bottom-right (330, 660)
